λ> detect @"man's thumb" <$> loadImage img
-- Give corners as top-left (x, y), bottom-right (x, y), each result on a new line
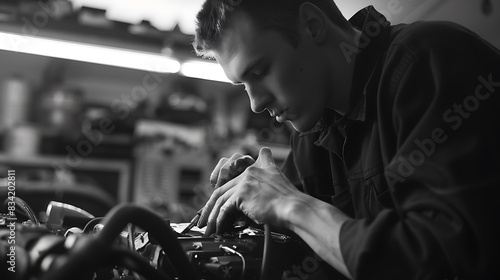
top-left (255, 147), bottom-right (275, 168)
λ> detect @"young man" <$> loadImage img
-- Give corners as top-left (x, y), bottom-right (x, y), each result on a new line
top-left (192, 0), bottom-right (500, 279)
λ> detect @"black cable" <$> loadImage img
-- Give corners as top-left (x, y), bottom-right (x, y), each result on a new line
top-left (260, 224), bottom-right (271, 280)
top-left (127, 223), bottom-right (135, 251)
top-left (95, 204), bottom-right (200, 280)
top-left (126, 223), bottom-right (143, 280)
top-left (31, 236), bottom-right (66, 272)
top-left (220, 245), bottom-right (246, 280)
top-left (39, 234), bottom-right (107, 280)
top-left (39, 204), bottom-right (200, 280)
top-left (82, 217), bottom-right (103, 233)
top-left (2, 197), bottom-right (40, 225)
top-left (16, 197), bottom-right (40, 225)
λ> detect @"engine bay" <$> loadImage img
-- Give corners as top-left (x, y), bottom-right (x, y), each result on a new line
top-left (1, 198), bottom-right (341, 280)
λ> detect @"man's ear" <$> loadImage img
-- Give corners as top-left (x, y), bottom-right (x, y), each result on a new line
top-left (298, 2), bottom-right (328, 43)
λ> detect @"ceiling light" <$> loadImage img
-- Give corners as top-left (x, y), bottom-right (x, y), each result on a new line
top-left (0, 31), bottom-right (181, 73)
top-left (180, 60), bottom-right (230, 83)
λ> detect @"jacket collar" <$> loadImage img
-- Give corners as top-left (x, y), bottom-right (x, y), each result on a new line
top-left (300, 6), bottom-right (391, 138)
top-left (348, 5), bottom-right (392, 123)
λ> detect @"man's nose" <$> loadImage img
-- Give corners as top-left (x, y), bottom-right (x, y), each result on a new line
top-left (247, 84), bottom-right (272, 114)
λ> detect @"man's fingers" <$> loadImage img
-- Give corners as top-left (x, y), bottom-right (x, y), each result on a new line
top-left (214, 176), bottom-right (231, 191)
top-left (210, 157), bottom-right (229, 188)
top-left (215, 155), bottom-right (255, 189)
top-left (198, 186), bottom-right (223, 227)
top-left (212, 153), bottom-right (241, 189)
top-left (198, 178), bottom-right (238, 227)
top-left (203, 153), bottom-right (256, 233)
top-left (254, 147), bottom-right (276, 168)
top-left (205, 187), bottom-right (237, 235)
top-left (216, 195), bottom-right (244, 234)
top-left (234, 156), bottom-right (255, 173)
top-left (214, 153), bottom-right (249, 189)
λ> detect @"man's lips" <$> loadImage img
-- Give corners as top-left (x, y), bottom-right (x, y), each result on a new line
top-left (269, 108), bottom-right (284, 117)
top-left (268, 107), bottom-right (293, 123)
top-left (275, 108), bottom-right (288, 122)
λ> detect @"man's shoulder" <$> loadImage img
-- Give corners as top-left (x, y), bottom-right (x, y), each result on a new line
top-left (387, 20), bottom-right (484, 56)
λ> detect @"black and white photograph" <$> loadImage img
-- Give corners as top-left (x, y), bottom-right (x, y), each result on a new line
top-left (0, 0), bottom-right (499, 279)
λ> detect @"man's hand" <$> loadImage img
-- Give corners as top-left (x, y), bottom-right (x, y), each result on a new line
top-left (200, 147), bottom-right (352, 278)
top-left (198, 152), bottom-right (255, 227)
top-left (209, 153), bottom-right (255, 190)
top-left (201, 147), bottom-right (301, 235)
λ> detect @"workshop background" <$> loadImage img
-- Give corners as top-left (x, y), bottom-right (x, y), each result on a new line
top-left (0, 0), bottom-right (498, 222)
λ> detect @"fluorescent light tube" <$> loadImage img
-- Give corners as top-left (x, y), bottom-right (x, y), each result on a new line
top-left (0, 31), bottom-right (181, 73)
top-left (181, 60), bottom-right (231, 83)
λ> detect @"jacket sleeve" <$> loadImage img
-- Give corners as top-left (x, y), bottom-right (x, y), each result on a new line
top-left (339, 23), bottom-right (500, 280)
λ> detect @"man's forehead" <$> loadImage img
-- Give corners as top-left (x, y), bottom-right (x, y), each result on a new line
top-left (213, 43), bottom-right (248, 84)
top-left (215, 11), bottom-right (255, 60)
top-left (212, 12), bottom-right (258, 81)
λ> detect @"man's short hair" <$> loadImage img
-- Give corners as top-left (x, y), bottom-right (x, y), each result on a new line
top-left (193, 0), bottom-right (347, 58)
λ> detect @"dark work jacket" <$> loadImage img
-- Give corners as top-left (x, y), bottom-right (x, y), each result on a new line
top-left (281, 6), bottom-right (500, 280)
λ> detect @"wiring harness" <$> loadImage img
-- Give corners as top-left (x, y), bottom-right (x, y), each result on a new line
top-left (1, 200), bottom-right (315, 280)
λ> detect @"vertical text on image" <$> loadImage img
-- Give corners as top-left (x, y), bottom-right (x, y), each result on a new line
top-left (6, 169), bottom-right (17, 273)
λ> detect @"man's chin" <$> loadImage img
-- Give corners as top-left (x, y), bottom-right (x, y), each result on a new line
top-left (290, 120), bottom-right (316, 133)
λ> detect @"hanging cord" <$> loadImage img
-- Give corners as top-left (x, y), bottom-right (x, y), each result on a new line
top-left (260, 224), bottom-right (271, 280)
top-left (127, 223), bottom-right (136, 251)
top-left (2, 197), bottom-right (40, 225)
top-left (82, 217), bottom-right (103, 233)
top-left (126, 223), bottom-right (143, 280)
top-left (220, 245), bottom-right (246, 280)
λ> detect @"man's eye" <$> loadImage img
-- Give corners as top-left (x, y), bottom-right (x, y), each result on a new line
top-left (252, 66), bottom-right (268, 79)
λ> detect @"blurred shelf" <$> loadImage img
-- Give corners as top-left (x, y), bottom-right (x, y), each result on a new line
top-left (0, 153), bottom-right (131, 203)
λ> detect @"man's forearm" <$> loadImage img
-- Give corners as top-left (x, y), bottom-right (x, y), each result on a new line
top-left (282, 194), bottom-right (353, 279)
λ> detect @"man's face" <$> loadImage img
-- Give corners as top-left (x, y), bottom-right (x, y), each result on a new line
top-left (212, 12), bottom-right (331, 132)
